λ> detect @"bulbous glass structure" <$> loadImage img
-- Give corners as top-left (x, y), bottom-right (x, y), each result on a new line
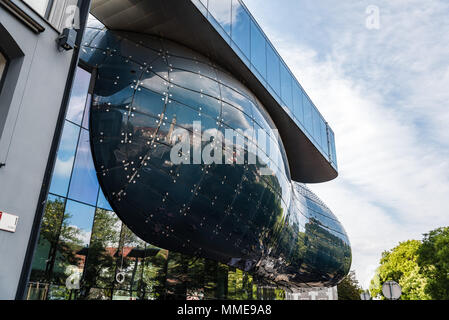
top-left (80, 29), bottom-right (351, 288)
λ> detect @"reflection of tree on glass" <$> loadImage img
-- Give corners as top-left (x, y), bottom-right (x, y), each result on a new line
top-left (30, 196), bottom-right (65, 282)
top-left (81, 209), bottom-right (121, 299)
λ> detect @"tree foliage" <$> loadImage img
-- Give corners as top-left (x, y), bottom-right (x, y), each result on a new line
top-left (369, 240), bottom-right (430, 300)
top-left (417, 227), bottom-right (449, 299)
top-left (337, 270), bottom-right (362, 300)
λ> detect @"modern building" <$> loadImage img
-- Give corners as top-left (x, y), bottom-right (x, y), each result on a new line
top-left (0, 0), bottom-right (350, 300)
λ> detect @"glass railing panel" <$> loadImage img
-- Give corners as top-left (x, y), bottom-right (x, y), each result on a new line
top-left (191, 0), bottom-right (338, 169)
top-left (312, 107), bottom-right (321, 147)
top-left (231, 0), bottom-right (250, 59)
top-left (250, 19), bottom-right (267, 79)
top-left (320, 118), bottom-right (328, 154)
top-left (208, 0), bottom-right (232, 35)
top-left (266, 43), bottom-right (281, 97)
top-left (292, 82), bottom-right (304, 124)
top-left (280, 62), bottom-right (293, 107)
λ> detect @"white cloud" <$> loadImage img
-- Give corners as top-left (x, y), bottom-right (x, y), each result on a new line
top-left (244, 0), bottom-right (449, 288)
top-left (54, 156), bottom-right (75, 177)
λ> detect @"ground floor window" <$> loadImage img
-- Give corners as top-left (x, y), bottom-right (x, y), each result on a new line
top-left (25, 65), bottom-right (286, 300)
top-left (0, 51), bottom-right (7, 88)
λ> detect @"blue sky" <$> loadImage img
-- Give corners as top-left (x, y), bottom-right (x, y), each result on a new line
top-left (243, 0), bottom-right (449, 288)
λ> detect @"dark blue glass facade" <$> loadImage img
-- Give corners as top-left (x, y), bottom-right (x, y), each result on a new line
top-left (25, 10), bottom-right (349, 300)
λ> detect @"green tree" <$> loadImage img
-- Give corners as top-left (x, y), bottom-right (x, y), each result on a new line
top-left (369, 240), bottom-right (430, 300)
top-left (417, 227), bottom-right (449, 299)
top-left (337, 270), bottom-right (362, 300)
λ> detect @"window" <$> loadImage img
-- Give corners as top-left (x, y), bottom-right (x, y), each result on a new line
top-left (303, 95), bottom-right (313, 135)
top-left (266, 44), bottom-right (280, 96)
top-left (292, 82), bottom-right (304, 124)
top-left (280, 62), bottom-right (292, 107)
top-left (0, 51), bottom-right (7, 86)
top-left (22, 0), bottom-right (50, 17)
top-left (208, 0), bottom-right (232, 35)
top-left (231, 0), bottom-right (250, 59)
top-left (250, 19), bottom-right (266, 78)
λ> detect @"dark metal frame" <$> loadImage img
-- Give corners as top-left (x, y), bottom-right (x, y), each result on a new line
top-left (0, 50), bottom-right (8, 168)
top-left (0, 49), bottom-right (9, 98)
top-left (15, 0), bottom-right (92, 300)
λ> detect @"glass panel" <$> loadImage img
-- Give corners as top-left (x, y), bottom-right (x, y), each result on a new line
top-left (0, 51), bottom-right (6, 82)
top-left (231, 0), bottom-right (250, 58)
top-left (303, 95), bottom-right (313, 135)
top-left (114, 226), bottom-right (150, 298)
top-left (293, 83), bottom-right (304, 124)
top-left (68, 128), bottom-right (100, 205)
top-left (166, 55), bottom-right (216, 80)
top-left (131, 86), bottom-right (166, 118)
top-left (29, 195), bottom-right (66, 285)
top-left (280, 62), bottom-right (292, 107)
top-left (190, 1), bottom-right (338, 168)
top-left (82, 209), bottom-right (121, 297)
top-left (169, 83), bottom-right (221, 120)
top-left (49, 121), bottom-right (80, 197)
top-left (23, 0), bottom-right (50, 16)
top-left (202, 260), bottom-right (219, 299)
top-left (320, 118), bottom-right (328, 152)
top-left (266, 44), bottom-right (280, 96)
top-left (52, 200), bottom-right (95, 286)
top-left (312, 108), bottom-right (321, 146)
top-left (141, 248), bottom-right (168, 300)
top-left (208, 0), bottom-right (232, 35)
top-left (66, 67), bottom-right (91, 125)
top-left (81, 94), bottom-right (91, 129)
top-left (250, 20), bottom-right (266, 78)
top-left (97, 187), bottom-right (113, 211)
top-left (221, 102), bottom-right (254, 132)
top-left (220, 84), bottom-right (255, 118)
top-left (329, 128), bottom-right (337, 164)
top-left (170, 68), bottom-right (221, 99)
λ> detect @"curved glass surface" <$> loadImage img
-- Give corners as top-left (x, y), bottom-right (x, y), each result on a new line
top-left (79, 28), bottom-right (350, 289)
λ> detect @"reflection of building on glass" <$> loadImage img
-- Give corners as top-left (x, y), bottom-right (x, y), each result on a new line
top-left (0, 51), bottom-right (7, 83)
top-left (0, 0), bottom-right (349, 301)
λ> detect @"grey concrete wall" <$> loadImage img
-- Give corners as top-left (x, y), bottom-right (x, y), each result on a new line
top-left (0, 2), bottom-right (75, 299)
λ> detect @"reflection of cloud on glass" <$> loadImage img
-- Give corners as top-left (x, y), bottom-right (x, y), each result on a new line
top-left (62, 225), bottom-right (92, 247)
top-left (76, 137), bottom-right (92, 154)
top-left (170, 69), bottom-right (220, 98)
top-left (58, 121), bottom-right (80, 154)
top-left (223, 105), bottom-right (252, 129)
top-left (54, 156), bottom-right (75, 177)
top-left (69, 129), bottom-right (99, 205)
top-left (66, 95), bottom-right (87, 125)
top-left (208, 0), bottom-right (237, 27)
top-left (22, 0), bottom-right (48, 16)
